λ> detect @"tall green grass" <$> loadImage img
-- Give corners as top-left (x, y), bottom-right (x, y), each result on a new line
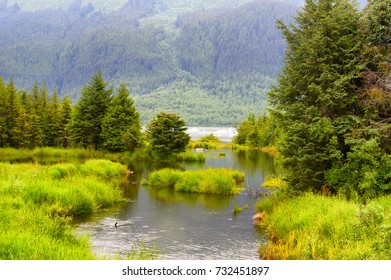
top-left (144, 168), bottom-right (245, 195)
top-left (0, 160), bottom-right (130, 259)
top-left (255, 193), bottom-right (391, 259)
top-left (0, 147), bottom-right (124, 163)
top-left (176, 152), bottom-right (206, 162)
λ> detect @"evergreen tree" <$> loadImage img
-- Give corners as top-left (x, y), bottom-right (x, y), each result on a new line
top-left (101, 82), bottom-right (142, 152)
top-left (6, 80), bottom-right (28, 148)
top-left (46, 89), bottom-right (62, 146)
top-left (0, 77), bottom-right (8, 146)
top-left (68, 71), bottom-right (112, 149)
top-left (269, 0), bottom-right (363, 193)
top-left (59, 96), bottom-right (72, 148)
top-left (21, 90), bottom-right (43, 148)
top-left (146, 112), bottom-right (190, 157)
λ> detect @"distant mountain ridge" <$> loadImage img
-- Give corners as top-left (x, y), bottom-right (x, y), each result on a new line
top-left (1, 0), bottom-right (368, 12)
top-left (0, 0), bottom-right (367, 126)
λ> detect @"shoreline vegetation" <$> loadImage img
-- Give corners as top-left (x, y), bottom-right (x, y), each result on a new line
top-left (0, 158), bottom-right (156, 260)
top-left (255, 192), bottom-right (390, 260)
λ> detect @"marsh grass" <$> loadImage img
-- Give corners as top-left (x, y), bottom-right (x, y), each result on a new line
top-left (0, 160), bottom-right (129, 259)
top-left (256, 193), bottom-right (391, 259)
top-left (144, 168), bottom-right (245, 195)
top-left (0, 147), bottom-right (123, 163)
top-left (261, 177), bottom-right (286, 189)
top-left (176, 152), bottom-right (206, 162)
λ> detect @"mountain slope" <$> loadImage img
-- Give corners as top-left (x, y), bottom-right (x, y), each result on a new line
top-left (0, 0), bottom-right (299, 125)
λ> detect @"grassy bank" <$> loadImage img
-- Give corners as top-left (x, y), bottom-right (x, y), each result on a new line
top-left (0, 147), bottom-right (123, 163)
top-left (255, 193), bottom-right (391, 259)
top-left (0, 159), bottom-right (129, 259)
top-left (143, 168), bottom-right (245, 195)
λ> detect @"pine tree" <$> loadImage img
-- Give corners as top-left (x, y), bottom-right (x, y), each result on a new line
top-left (68, 71), bottom-right (112, 149)
top-left (101, 82), bottom-right (141, 152)
top-left (269, 0), bottom-right (363, 192)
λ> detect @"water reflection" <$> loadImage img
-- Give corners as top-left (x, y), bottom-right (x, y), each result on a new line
top-left (75, 149), bottom-right (274, 259)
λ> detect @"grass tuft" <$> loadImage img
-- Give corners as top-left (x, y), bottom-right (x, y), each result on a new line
top-left (144, 168), bottom-right (245, 195)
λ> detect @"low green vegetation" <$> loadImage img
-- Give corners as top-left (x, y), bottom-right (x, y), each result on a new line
top-left (143, 168), bottom-right (245, 195)
top-left (176, 152), bottom-right (206, 162)
top-left (0, 159), bottom-right (130, 259)
top-left (233, 203), bottom-right (248, 214)
top-left (255, 192), bottom-right (390, 259)
top-left (189, 134), bottom-right (228, 150)
top-left (261, 177), bottom-right (286, 189)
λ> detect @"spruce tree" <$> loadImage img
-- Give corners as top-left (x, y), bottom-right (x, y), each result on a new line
top-left (269, 0), bottom-right (363, 193)
top-left (0, 77), bottom-right (8, 146)
top-left (101, 82), bottom-right (141, 152)
top-left (6, 80), bottom-right (28, 148)
top-left (59, 96), bottom-right (72, 148)
top-left (47, 89), bottom-right (62, 146)
top-left (68, 71), bottom-right (112, 149)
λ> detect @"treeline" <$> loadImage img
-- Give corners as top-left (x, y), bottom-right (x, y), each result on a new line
top-left (234, 113), bottom-right (277, 148)
top-left (0, 0), bottom-right (298, 125)
top-left (0, 72), bottom-right (141, 152)
top-left (238, 0), bottom-right (391, 201)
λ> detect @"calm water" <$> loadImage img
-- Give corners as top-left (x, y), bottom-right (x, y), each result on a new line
top-left (74, 149), bottom-right (275, 260)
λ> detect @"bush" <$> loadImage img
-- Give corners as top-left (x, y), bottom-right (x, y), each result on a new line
top-left (326, 139), bottom-right (391, 202)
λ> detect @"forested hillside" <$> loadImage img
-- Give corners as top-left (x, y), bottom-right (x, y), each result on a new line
top-left (0, 1), bottom-right (301, 125)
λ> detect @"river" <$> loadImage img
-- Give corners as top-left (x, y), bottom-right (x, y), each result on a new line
top-left (74, 148), bottom-right (275, 260)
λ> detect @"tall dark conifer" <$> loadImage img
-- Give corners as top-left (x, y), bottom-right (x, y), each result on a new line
top-left (68, 71), bottom-right (112, 149)
top-left (59, 96), bottom-right (72, 148)
top-left (101, 82), bottom-right (141, 152)
top-left (269, 0), bottom-right (362, 192)
top-left (0, 77), bottom-right (8, 146)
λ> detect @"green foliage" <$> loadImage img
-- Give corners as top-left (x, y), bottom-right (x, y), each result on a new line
top-left (199, 134), bottom-right (220, 142)
top-left (269, 0), bottom-right (363, 193)
top-left (234, 113), bottom-right (278, 148)
top-left (101, 82), bottom-right (142, 152)
top-left (146, 112), bottom-right (190, 158)
top-left (326, 139), bottom-right (391, 202)
top-left (256, 193), bottom-right (390, 259)
top-left (69, 71), bottom-right (112, 149)
top-left (144, 168), bottom-right (245, 195)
